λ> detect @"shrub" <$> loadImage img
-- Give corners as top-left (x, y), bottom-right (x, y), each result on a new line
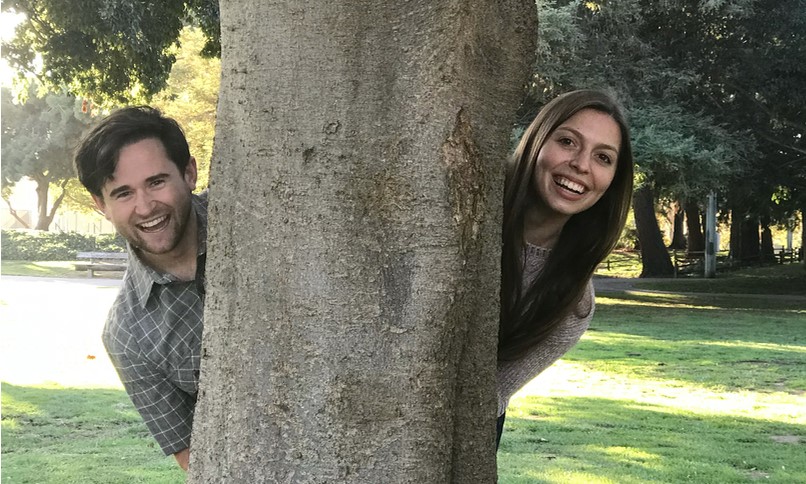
top-left (1, 229), bottom-right (126, 261)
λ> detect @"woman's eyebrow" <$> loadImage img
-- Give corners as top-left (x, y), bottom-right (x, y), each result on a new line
top-left (557, 126), bottom-right (619, 153)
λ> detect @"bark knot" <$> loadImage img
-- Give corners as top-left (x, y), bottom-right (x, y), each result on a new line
top-left (441, 108), bottom-right (485, 256)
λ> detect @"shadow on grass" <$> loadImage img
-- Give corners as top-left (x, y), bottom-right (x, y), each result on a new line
top-left (563, 321), bottom-right (806, 395)
top-left (499, 396), bottom-right (806, 484)
top-left (596, 290), bottom-right (805, 312)
top-left (1, 383), bottom-right (183, 484)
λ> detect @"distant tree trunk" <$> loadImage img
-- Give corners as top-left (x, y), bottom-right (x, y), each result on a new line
top-left (668, 202), bottom-right (686, 250)
top-left (684, 200), bottom-right (704, 253)
top-left (32, 175), bottom-right (67, 231)
top-left (189, 2), bottom-right (536, 482)
top-left (731, 208), bottom-right (760, 263)
top-left (760, 219), bottom-right (775, 263)
top-left (801, 204), bottom-right (806, 265)
top-left (633, 185), bottom-right (674, 277)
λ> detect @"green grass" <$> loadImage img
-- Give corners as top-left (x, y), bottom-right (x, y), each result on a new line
top-left (2, 260), bottom-right (87, 278)
top-left (2, 264), bottom-right (804, 482)
top-left (1, 384), bottom-right (185, 483)
top-left (499, 269), bottom-right (805, 483)
top-left (635, 263), bottom-right (806, 296)
top-left (1, 260), bottom-right (125, 279)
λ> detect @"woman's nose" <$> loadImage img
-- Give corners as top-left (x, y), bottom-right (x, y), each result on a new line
top-left (569, 151), bottom-right (591, 173)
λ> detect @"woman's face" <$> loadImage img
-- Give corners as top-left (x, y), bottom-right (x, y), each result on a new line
top-left (532, 108), bottom-right (621, 221)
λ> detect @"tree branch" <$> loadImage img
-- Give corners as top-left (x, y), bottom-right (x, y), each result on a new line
top-left (2, 195), bottom-right (31, 229)
top-left (46, 178), bottom-right (70, 221)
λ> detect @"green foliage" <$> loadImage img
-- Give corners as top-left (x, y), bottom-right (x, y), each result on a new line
top-left (1, 84), bottom-right (93, 229)
top-left (1, 229), bottom-right (125, 260)
top-left (2, 1), bottom-right (219, 104)
top-left (152, 27), bottom-right (219, 189)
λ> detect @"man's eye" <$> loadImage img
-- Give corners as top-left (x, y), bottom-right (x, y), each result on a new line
top-left (150, 179), bottom-right (165, 187)
top-left (115, 191), bottom-right (132, 199)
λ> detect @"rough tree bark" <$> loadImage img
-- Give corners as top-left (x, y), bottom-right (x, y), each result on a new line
top-left (633, 185), bottom-right (674, 277)
top-left (189, 2), bottom-right (536, 482)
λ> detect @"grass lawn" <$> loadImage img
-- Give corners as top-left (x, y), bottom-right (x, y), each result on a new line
top-left (499, 273), bottom-right (805, 483)
top-left (1, 260), bottom-right (124, 279)
top-left (1, 264), bottom-right (804, 482)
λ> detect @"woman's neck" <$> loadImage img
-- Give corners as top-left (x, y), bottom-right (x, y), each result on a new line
top-left (522, 203), bottom-right (569, 249)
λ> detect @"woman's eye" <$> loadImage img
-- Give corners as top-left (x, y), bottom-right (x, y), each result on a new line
top-left (558, 137), bottom-right (574, 146)
top-left (598, 154), bottom-right (613, 164)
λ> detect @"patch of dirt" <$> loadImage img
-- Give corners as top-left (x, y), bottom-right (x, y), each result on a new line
top-left (770, 435), bottom-right (801, 444)
top-left (746, 470), bottom-right (770, 480)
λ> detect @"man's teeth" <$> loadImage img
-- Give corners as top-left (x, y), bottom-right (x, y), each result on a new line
top-left (139, 215), bottom-right (167, 229)
top-left (557, 177), bottom-right (585, 194)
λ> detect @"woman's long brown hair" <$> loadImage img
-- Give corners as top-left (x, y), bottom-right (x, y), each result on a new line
top-left (499, 90), bottom-right (634, 360)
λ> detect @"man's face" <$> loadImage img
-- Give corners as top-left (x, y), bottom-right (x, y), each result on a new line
top-left (93, 138), bottom-right (197, 257)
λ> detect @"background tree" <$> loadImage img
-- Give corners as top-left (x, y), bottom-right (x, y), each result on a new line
top-left (638, 0), bottom-right (806, 262)
top-left (2, 0), bottom-right (219, 105)
top-left (1, 85), bottom-right (92, 230)
top-left (152, 27), bottom-right (219, 189)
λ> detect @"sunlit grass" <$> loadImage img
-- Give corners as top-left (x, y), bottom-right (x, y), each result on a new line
top-left (500, 272), bottom-right (805, 483)
top-left (1, 260), bottom-right (125, 279)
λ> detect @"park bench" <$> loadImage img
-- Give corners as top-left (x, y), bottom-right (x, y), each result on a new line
top-left (74, 251), bottom-right (128, 278)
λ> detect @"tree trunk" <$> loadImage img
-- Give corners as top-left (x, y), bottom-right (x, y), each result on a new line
top-left (801, 204), bottom-right (806, 265)
top-left (668, 202), bottom-right (686, 250)
top-left (684, 199), bottom-right (704, 253)
top-left (34, 176), bottom-right (52, 231)
top-left (189, 2), bottom-right (536, 482)
top-left (760, 220), bottom-right (774, 263)
top-left (738, 214), bottom-right (760, 263)
top-left (633, 185), bottom-right (674, 277)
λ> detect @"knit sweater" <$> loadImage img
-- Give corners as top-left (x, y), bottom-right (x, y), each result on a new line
top-left (496, 243), bottom-right (595, 416)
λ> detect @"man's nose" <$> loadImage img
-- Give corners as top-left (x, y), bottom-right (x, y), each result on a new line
top-left (133, 191), bottom-right (155, 216)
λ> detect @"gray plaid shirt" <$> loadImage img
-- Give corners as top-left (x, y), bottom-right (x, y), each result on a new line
top-left (103, 192), bottom-right (207, 455)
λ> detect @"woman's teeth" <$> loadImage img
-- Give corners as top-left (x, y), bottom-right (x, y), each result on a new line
top-left (556, 177), bottom-right (585, 194)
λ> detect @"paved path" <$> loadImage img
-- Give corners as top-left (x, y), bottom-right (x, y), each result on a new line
top-left (0, 275), bottom-right (124, 387)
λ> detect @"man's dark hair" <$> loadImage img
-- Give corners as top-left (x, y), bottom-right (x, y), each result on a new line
top-left (74, 106), bottom-right (191, 197)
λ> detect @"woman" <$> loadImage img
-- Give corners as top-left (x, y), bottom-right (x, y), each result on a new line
top-left (496, 90), bottom-right (634, 447)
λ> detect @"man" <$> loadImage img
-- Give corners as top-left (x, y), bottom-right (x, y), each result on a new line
top-left (74, 106), bottom-right (206, 470)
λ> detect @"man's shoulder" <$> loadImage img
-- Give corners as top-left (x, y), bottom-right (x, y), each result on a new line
top-left (194, 190), bottom-right (209, 209)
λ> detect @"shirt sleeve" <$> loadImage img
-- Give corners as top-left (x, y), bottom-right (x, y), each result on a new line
top-left (496, 281), bottom-right (596, 416)
top-left (104, 328), bottom-right (196, 456)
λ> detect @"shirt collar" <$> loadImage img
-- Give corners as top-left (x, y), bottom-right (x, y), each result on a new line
top-left (128, 192), bottom-right (208, 310)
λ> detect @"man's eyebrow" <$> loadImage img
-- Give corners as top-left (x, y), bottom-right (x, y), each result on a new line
top-left (557, 126), bottom-right (619, 153)
top-left (108, 184), bottom-right (132, 198)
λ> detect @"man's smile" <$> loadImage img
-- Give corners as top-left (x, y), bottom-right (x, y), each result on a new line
top-left (137, 214), bottom-right (170, 232)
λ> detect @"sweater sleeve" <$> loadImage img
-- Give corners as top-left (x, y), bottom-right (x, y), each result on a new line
top-left (496, 280), bottom-right (595, 416)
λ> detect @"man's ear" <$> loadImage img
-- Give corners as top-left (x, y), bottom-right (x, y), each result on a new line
top-left (92, 194), bottom-right (110, 220)
top-left (184, 157), bottom-right (198, 191)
